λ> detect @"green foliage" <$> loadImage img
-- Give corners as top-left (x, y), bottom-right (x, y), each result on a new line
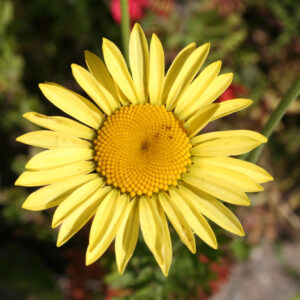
top-left (0, 243), bottom-right (61, 299)
top-left (289, 292), bottom-right (300, 300)
top-left (229, 238), bottom-right (251, 262)
top-left (104, 232), bottom-right (228, 299)
top-left (266, 0), bottom-right (300, 54)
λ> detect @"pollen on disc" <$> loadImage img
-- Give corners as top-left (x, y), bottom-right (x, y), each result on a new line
top-left (93, 104), bottom-right (191, 197)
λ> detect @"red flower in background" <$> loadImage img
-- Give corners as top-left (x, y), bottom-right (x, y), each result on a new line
top-left (217, 83), bottom-right (248, 102)
top-left (110, 0), bottom-right (174, 23)
top-left (199, 254), bottom-right (210, 264)
top-left (209, 260), bottom-right (231, 294)
top-left (110, 0), bottom-right (149, 23)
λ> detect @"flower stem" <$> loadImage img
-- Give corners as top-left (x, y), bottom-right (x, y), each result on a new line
top-left (120, 0), bottom-right (130, 64)
top-left (247, 73), bottom-right (300, 163)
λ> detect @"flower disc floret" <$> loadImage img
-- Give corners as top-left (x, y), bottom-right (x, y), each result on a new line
top-left (93, 104), bottom-right (192, 197)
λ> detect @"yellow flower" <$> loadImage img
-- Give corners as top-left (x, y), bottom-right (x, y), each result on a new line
top-left (15, 24), bottom-right (273, 276)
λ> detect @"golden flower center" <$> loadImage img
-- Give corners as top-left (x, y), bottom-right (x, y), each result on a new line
top-left (93, 104), bottom-right (191, 197)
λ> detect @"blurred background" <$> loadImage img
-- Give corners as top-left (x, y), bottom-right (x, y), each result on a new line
top-left (1, 0), bottom-right (300, 299)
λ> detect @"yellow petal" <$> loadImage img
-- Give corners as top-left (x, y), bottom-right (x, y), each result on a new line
top-left (191, 130), bottom-right (267, 146)
top-left (23, 112), bottom-right (95, 140)
top-left (86, 193), bottom-right (130, 265)
top-left (192, 156), bottom-right (273, 184)
top-left (15, 160), bottom-right (95, 187)
top-left (185, 104), bottom-right (219, 138)
top-left (191, 136), bottom-right (262, 156)
top-left (16, 130), bottom-right (91, 150)
top-left (190, 163), bottom-right (263, 192)
top-left (182, 171), bottom-right (250, 206)
top-left (39, 83), bottom-right (103, 129)
top-left (26, 148), bottom-right (94, 170)
top-left (169, 187), bottom-right (217, 249)
top-left (191, 135), bottom-right (267, 157)
top-left (57, 186), bottom-right (112, 247)
top-left (71, 64), bottom-right (119, 115)
top-left (139, 196), bottom-right (164, 265)
top-left (211, 99), bottom-right (253, 121)
top-left (21, 173), bottom-right (98, 211)
top-left (85, 51), bottom-right (117, 94)
top-left (113, 79), bottom-right (131, 106)
top-left (115, 199), bottom-right (139, 274)
top-left (181, 73), bottom-right (233, 120)
top-left (200, 73), bottom-right (233, 106)
top-left (52, 177), bottom-right (104, 227)
top-left (84, 50), bottom-right (121, 110)
top-left (175, 61), bottom-right (221, 118)
top-left (149, 34), bottom-right (165, 105)
top-left (157, 203), bottom-right (172, 277)
top-left (179, 183), bottom-right (244, 236)
top-left (158, 192), bottom-right (196, 253)
top-left (88, 190), bottom-right (123, 250)
top-left (161, 43), bottom-right (196, 103)
top-left (102, 38), bottom-right (139, 104)
top-left (166, 43), bottom-right (210, 111)
top-left (129, 23), bottom-right (149, 103)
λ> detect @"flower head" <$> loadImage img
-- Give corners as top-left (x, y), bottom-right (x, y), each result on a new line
top-left (16, 24), bottom-right (273, 276)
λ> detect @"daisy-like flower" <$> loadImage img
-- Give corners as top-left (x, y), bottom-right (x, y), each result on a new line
top-left (15, 24), bottom-right (273, 276)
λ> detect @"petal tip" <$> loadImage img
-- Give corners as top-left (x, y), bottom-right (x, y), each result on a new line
top-left (200, 42), bottom-right (210, 52)
top-left (21, 201), bottom-right (31, 210)
top-left (56, 239), bottom-right (63, 247)
top-left (15, 135), bottom-right (22, 143)
top-left (214, 60), bottom-right (222, 67)
top-left (56, 230), bottom-right (68, 247)
top-left (38, 83), bottom-right (48, 91)
top-left (14, 175), bottom-right (23, 186)
top-left (227, 72), bottom-right (234, 79)
top-left (70, 63), bottom-right (80, 71)
top-left (85, 259), bottom-right (92, 266)
top-left (24, 161), bottom-right (31, 169)
top-left (237, 228), bottom-right (245, 237)
top-left (117, 264), bottom-right (125, 275)
top-left (102, 37), bottom-right (110, 45)
top-left (211, 240), bottom-right (218, 250)
top-left (56, 234), bottom-right (68, 247)
top-left (22, 112), bottom-right (31, 119)
top-left (84, 50), bottom-right (93, 59)
top-left (244, 200), bottom-right (251, 207)
top-left (151, 33), bottom-right (158, 40)
top-left (85, 252), bottom-right (95, 266)
top-left (51, 218), bottom-right (60, 229)
top-left (132, 23), bottom-right (140, 31)
top-left (102, 38), bottom-right (115, 52)
top-left (188, 244), bottom-right (196, 254)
